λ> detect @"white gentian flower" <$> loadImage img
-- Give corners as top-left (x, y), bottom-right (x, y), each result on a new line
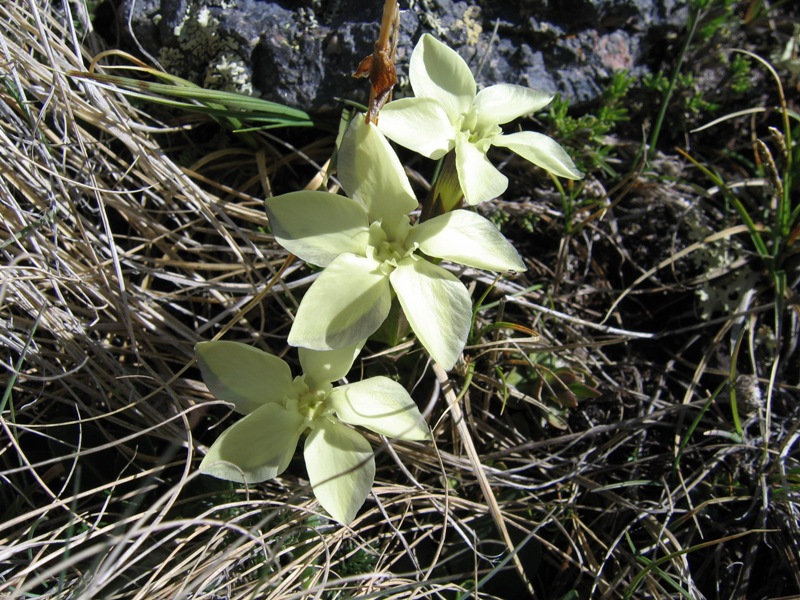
top-left (196, 340), bottom-right (430, 525)
top-left (265, 115), bottom-right (526, 370)
top-left (377, 34), bottom-right (583, 205)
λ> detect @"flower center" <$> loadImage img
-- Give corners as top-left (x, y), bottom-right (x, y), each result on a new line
top-left (366, 219), bottom-right (413, 275)
top-left (458, 105), bottom-right (501, 149)
top-left (288, 377), bottom-right (334, 427)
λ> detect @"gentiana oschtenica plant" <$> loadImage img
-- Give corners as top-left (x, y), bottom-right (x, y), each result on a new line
top-left (377, 34), bottom-right (583, 206)
top-left (196, 340), bottom-right (430, 525)
top-left (264, 115), bottom-right (526, 370)
top-left (197, 33), bottom-right (583, 526)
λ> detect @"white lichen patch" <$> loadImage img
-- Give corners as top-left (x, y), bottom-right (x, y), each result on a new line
top-left (159, 0), bottom-right (253, 96)
top-left (457, 5), bottom-right (482, 46)
top-left (413, 0), bottom-right (447, 38)
top-left (196, 6), bottom-right (212, 28)
top-left (204, 52), bottom-right (254, 95)
top-left (685, 210), bottom-right (759, 319)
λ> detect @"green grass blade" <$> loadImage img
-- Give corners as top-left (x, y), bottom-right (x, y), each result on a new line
top-left (69, 71), bottom-right (313, 126)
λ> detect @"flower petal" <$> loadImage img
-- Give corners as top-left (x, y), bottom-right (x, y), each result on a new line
top-left (265, 191), bottom-right (369, 267)
top-left (337, 116), bottom-right (418, 225)
top-left (378, 97), bottom-right (455, 159)
top-left (195, 341), bottom-right (292, 415)
top-left (288, 253), bottom-right (392, 351)
top-left (410, 34), bottom-right (475, 122)
top-left (389, 258), bottom-right (472, 370)
top-left (299, 341), bottom-right (364, 388)
top-left (455, 132), bottom-right (508, 205)
top-left (329, 377), bottom-right (430, 440)
top-left (200, 403), bottom-right (304, 483)
top-left (473, 84), bottom-right (553, 128)
top-left (492, 131), bottom-right (583, 180)
top-left (407, 210), bottom-right (526, 272)
top-left (304, 421), bottom-right (375, 525)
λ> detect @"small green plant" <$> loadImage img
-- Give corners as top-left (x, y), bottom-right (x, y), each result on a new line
top-left (645, 0), bottom-right (754, 158)
top-left (693, 0), bottom-right (740, 41)
top-left (728, 53), bottom-right (754, 94)
top-left (642, 70), bottom-right (720, 117)
top-left (536, 71), bottom-right (633, 233)
top-left (681, 51), bottom-right (799, 304)
top-left (543, 69), bottom-right (633, 175)
top-left (503, 351), bottom-right (600, 429)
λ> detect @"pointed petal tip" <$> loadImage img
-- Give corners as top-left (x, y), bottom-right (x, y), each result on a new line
top-left (304, 423), bottom-right (375, 525)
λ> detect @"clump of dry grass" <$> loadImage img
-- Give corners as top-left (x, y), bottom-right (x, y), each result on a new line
top-left (2, 1), bottom-right (800, 599)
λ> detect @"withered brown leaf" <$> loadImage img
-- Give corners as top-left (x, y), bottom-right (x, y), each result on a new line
top-left (352, 0), bottom-right (399, 124)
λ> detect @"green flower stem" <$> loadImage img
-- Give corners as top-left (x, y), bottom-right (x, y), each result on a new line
top-left (422, 150), bottom-right (463, 220)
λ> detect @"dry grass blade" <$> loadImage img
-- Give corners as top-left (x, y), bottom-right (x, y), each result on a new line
top-left (433, 363), bottom-right (535, 597)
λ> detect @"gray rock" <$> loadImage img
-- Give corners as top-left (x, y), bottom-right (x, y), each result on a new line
top-left (113, 0), bottom-right (690, 112)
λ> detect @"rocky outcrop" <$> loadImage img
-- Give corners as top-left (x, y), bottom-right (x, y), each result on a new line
top-left (112, 0), bottom-right (689, 112)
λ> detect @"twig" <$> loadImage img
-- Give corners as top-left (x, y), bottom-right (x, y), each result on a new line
top-left (433, 363), bottom-right (537, 597)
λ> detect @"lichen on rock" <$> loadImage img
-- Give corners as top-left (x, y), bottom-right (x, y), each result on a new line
top-left (154, 0), bottom-right (254, 96)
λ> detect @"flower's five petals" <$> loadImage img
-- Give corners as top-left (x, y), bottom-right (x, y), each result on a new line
top-left (410, 34), bottom-right (475, 121)
top-left (390, 258), bottom-right (472, 370)
top-left (265, 191), bottom-right (370, 267)
top-left (378, 97), bottom-right (454, 159)
top-left (304, 421), bottom-right (375, 525)
top-left (199, 403), bottom-right (304, 483)
top-left (195, 341), bottom-right (292, 415)
top-left (493, 131), bottom-right (583, 180)
top-left (408, 210), bottom-right (526, 272)
top-left (338, 117), bottom-right (418, 224)
top-left (455, 133), bottom-right (508, 205)
top-left (330, 377), bottom-right (430, 440)
top-left (288, 254), bottom-right (392, 351)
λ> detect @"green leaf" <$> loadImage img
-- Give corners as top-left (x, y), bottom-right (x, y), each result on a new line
top-left (199, 403), bottom-right (304, 483)
top-left (69, 71), bottom-right (312, 126)
top-left (390, 258), bottom-right (472, 370)
top-left (568, 381), bottom-right (602, 401)
top-left (195, 341), bottom-right (292, 415)
top-left (304, 421), bottom-right (375, 525)
top-left (265, 191), bottom-right (369, 267)
top-left (408, 209), bottom-right (526, 272)
top-left (329, 377), bottom-right (430, 440)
